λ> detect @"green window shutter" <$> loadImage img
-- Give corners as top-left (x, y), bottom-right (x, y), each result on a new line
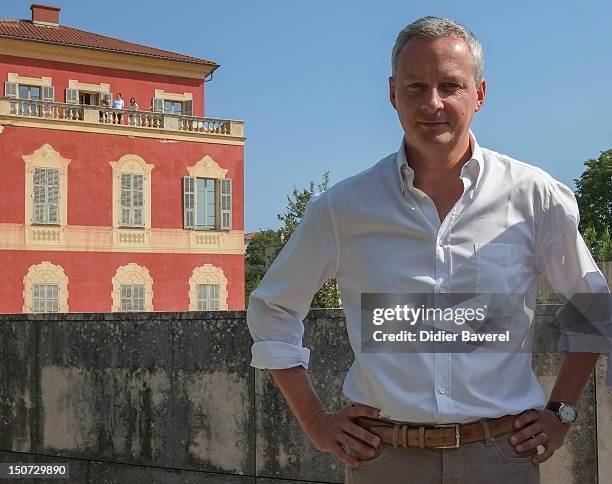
top-left (183, 176), bottom-right (195, 229)
top-left (4, 81), bottom-right (17, 98)
top-left (42, 86), bottom-right (54, 102)
top-left (183, 100), bottom-right (193, 116)
top-left (220, 178), bottom-right (232, 230)
top-left (152, 98), bottom-right (163, 112)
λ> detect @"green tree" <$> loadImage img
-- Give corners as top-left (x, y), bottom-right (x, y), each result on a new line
top-left (276, 171), bottom-right (341, 308)
top-left (244, 172), bottom-right (341, 308)
top-left (574, 150), bottom-right (612, 261)
top-left (244, 229), bottom-right (282, 307)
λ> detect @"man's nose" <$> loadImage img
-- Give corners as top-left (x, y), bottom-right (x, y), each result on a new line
top-left (423, 88), bottom-right (443, 111)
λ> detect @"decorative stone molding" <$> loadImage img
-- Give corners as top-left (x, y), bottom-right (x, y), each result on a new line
top-left (188, 264), bottom-right (228, 311)
top-left (111, 263), bottom-right (153, 312)
top-left (22, 261), bottom-right (68, 313)
top-left (23, 144), bottom-right (71, 246)
top-left (68, 80), bottom-right (111, 93)
top-left (109, 154), bottom-right (154, 248)
top-left (154, 89), bottom-right (193, 102)
top-left (8, 73), bottom-right (52, 87)
top-left (0, 223), bottom-right (245, 255)
top-left (186, 155), bottom-right (228, 180)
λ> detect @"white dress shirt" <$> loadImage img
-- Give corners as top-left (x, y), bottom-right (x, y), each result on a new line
top-left (247, 134), bottom-right (611, 424)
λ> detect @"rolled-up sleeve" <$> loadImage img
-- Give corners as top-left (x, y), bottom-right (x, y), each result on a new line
top-left (535, 179), bottom-right (612, 385)
top-left (247, 190), bottom-right (339, 369)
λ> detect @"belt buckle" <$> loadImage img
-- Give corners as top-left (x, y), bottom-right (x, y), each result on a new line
top-left (433, 423), bottom-right (460, 448)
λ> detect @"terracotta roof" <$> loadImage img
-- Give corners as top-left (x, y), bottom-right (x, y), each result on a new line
top-left (0, 19), bottom-right (218, 68)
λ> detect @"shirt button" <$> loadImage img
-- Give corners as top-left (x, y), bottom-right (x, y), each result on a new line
top-left (439, 386), bottom-right (446, 394)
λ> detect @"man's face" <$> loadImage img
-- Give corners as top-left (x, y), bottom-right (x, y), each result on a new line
top-left (389, 36), bottom-right (485, 153)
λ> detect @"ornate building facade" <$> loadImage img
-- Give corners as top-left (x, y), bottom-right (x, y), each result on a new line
top-left (0, 4), bottom-right (245, 313)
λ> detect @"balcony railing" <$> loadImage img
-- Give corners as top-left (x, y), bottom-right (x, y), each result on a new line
top-left (0, 98), bottom-right (244, 139)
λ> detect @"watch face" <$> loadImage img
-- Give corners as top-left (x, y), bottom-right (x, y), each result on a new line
top-left (559, 403), bottom-right (577, 423)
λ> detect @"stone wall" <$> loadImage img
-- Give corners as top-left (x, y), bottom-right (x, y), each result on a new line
top-left (0, 307), bottom-right (609, 483)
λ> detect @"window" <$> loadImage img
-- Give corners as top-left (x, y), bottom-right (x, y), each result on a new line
top-left (183, 177), bottom-right (232, 230)
top-left (33, 167), bottom-right (60, 224)
top-left (18, 85), bottom-right (41, 100)
top-left (164, 100), bottom-right (183, 115)
top-left (24, 145), bottom-right (70, 236)
top-left (32, 283), bottom-right (59, 313)
top-left (109, 154), bottom-right (154, 235)
top-left (78, 92), bottom-right (99, 106)
top-left (23, 262), bottom-right (68, 313)
top-left (111, 263), bottom-right (153, 312)
top-left (197, 284), bottom-right (220, 310)
top-left (120, 173), bottom-right (144, 227)
top-left (151, 93), bottom-right (193, 116)
top-left (120, 284), bottom-right (145, 311)
top-left (18, 85), bottom-right (41, 116)
top-left (188, 264), bottom-right (228, 311)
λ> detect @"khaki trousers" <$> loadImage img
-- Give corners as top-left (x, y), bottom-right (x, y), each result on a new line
top-left (345, 418), bottom-right (540, 484)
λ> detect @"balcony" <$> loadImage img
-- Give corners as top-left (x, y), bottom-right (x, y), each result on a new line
top-left (0, 98), bottom-right (244, 141)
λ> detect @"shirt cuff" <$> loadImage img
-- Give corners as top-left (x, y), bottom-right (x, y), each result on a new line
top-left (250, 341), bottom-right (311, 370)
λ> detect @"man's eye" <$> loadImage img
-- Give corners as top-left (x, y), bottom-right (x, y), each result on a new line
top-left (441, 83), bottom-right (461, 90)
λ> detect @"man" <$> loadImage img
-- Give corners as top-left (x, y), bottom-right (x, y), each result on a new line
top-left (112, 92), bottom-right (124, 110)
top-left (112, 92), bottom-right (124, 124)
top-left (247, 16), bottom-right (611, 483)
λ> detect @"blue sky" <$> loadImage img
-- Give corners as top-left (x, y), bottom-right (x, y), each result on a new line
top-left (6, 1), bottom-right (612, 232)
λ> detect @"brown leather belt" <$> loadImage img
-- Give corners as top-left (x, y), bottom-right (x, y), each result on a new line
top-left (354, 414), bottom-right (517, 449)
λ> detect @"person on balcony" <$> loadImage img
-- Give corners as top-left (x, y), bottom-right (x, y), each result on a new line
top-left (99, 94), bottom-right (110, 123)
top-left (112, 92), bottom-right (124, 123)
top-left (128, 97), bottom-right (139, 126)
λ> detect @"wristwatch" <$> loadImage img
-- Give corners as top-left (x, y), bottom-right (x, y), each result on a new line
top-left (546, 401), bottom-right (578, 424)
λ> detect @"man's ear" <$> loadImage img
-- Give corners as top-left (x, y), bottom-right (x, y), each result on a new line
top-left (389, 76), bottom-right (397, 110)
top-left (475, 78), bottom-right (486, 112)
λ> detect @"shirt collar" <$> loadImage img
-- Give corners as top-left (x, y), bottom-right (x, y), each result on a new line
top-left (396, 130), bottom-right (484, 195)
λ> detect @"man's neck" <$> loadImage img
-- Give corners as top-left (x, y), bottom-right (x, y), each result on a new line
top-left (405, 136), bottom-right (473, 184)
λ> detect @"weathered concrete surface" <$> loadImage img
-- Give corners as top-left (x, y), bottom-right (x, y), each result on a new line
top-left (0, 307), bottom-right (607, 483)
top-left (533, 306), bottom-right (599, 484)
top-left (0, 320), bottom-right (36, 453)
top-left (1, 311), bottom-right (255, 478)
top-left (256, 311), bottom-right (352, 483)
top-left (596, 354), bottom-right (611, 484)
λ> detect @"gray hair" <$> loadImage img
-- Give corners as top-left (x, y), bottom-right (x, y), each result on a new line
top-left (391, 16), bottom-right (484, 85)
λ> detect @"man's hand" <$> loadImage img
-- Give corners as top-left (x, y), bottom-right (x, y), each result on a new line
top-left (509, 409), bottom-right (571, 464)
top-left (303, 404), bottom-right (382, 468)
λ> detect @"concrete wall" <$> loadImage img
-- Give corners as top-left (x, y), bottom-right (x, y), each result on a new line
top-left (0, 307), bottom-right (608, 483)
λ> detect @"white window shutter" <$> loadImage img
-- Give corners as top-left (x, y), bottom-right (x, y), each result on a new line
top-left (133, 174), bottom-right (144, 227)
top-left (42, 86), bottom-right (54, 102)
top-left (152, 98), bottom-right (163, 112)
top-left (47, 169), bottom-right (59, 224)
top-left (220, 178), bottom-right (232, 230)
top-left (120, 173), bottom-right (132, 226)
top-left (65, 88), bottom-right (79, 104)
top-left (183, 176), bottom-right (195, 229)
top-left (4, 81), bottom-right (17, 98)
top-left (183, 100), bottom-right (193, 116)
